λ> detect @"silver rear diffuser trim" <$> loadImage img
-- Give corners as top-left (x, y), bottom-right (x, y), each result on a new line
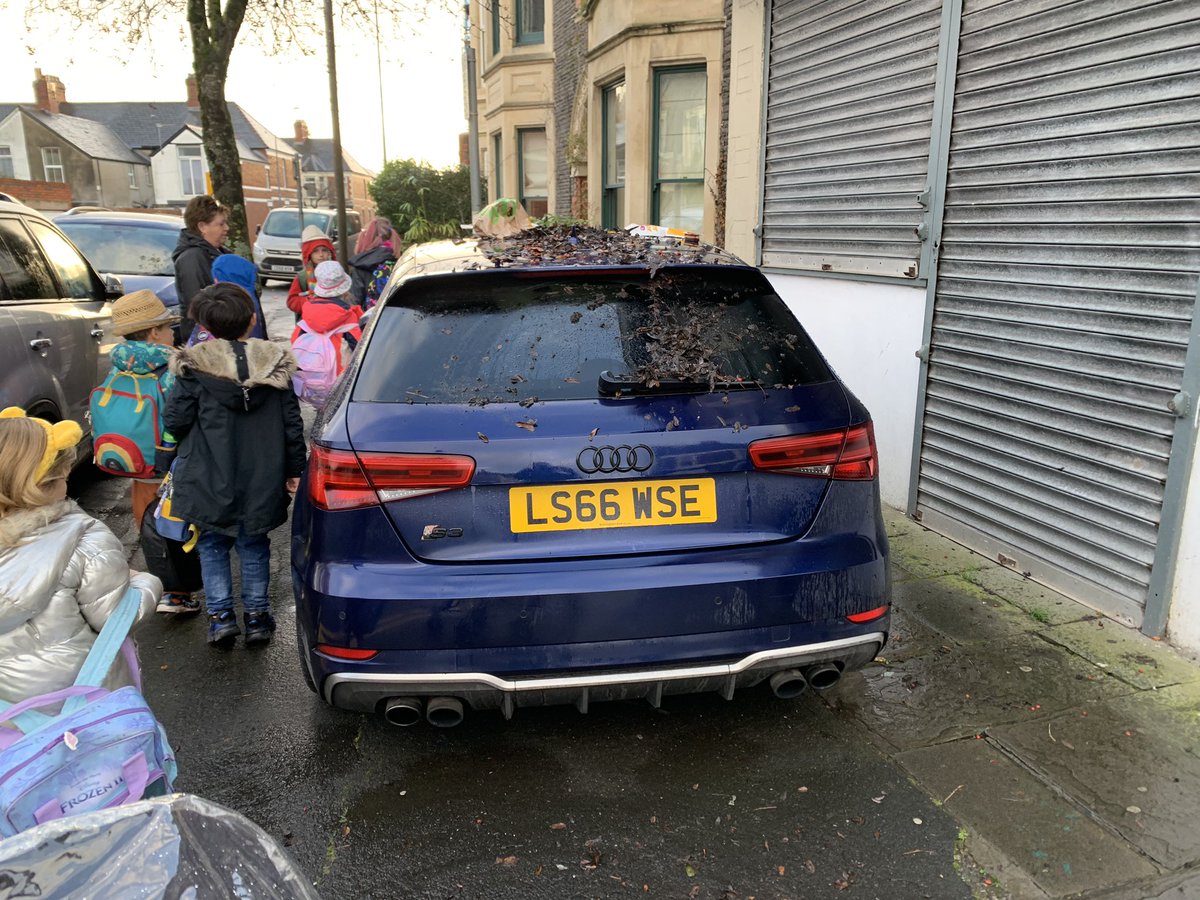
top-left (322, 632), bottom-right (885, 707)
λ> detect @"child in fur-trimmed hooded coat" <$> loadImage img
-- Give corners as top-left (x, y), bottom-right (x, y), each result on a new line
top-left (163, 282), bottom-right (306, 647)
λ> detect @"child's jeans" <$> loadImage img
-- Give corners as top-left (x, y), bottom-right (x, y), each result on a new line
top-left (196, 528), bottom-right (271, 615)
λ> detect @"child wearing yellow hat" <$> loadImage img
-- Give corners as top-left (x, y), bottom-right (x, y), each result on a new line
top-left (0, 409), bottom-right (160, 706)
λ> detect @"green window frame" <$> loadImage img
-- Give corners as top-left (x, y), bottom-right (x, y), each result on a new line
top-left (517, 127), bottom-right (547, 218)
top-left (490, 0), bottom-right (501, 56)
top-left (515, 0), bottom-right (544, 45)
top-left (492, 132), bottom-right (503, 199)
top-left (651, 66), bottom-right (707, 233)
top-left (601, 81), bottom-right (626, 229)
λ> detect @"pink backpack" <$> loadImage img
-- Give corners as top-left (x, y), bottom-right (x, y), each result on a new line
top-left (291, 320), bottom-right (358, 407)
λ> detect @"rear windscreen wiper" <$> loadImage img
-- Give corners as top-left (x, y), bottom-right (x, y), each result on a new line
top-left (598, 371), bottom-right (762, 396)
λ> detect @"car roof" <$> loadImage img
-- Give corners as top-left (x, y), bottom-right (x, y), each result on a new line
top-left (393, 227), bottom-right (751, 285)
top-left (0, 198), bottom-right (46, 218)
top-left (54, 210), bottom-right (184, 228)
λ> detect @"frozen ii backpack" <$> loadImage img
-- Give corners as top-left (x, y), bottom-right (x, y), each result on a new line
top-left (0, 588), bottom-right (176, 837)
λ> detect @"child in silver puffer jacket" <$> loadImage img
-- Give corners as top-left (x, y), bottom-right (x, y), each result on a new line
top-left (0, 409), bottom-right (159, 707)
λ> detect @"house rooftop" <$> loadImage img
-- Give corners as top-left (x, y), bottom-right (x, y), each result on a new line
top-left (22, 108), bottom-right (148, 164)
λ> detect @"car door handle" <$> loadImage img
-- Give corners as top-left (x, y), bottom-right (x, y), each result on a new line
top-left (91, 328), bottom-right (104, 340)
top-left (29, 338), bottom-right (52, 352)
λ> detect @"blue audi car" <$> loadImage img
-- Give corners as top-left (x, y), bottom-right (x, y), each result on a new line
top-left (292, 229), bottom-right (890, 726)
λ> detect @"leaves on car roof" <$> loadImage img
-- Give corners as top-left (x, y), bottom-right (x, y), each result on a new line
top-left (477, 224), bottom-right (731, 269)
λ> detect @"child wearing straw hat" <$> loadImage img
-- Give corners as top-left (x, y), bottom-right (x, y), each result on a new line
top-left (104, 290), bottom-right (200, 615)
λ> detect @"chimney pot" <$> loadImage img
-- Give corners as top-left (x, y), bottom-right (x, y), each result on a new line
top-left (294, 119), bottom-right (309, 142)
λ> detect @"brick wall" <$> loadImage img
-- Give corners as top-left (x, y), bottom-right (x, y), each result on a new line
top-left (0, 177), bottom-right (72, 211)
top-left (552, 0), bottom-right (588, 217)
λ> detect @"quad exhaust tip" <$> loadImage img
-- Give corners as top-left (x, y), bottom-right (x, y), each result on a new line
top-left (383, 697), bottom-right (423, 727)
top-left (768, 669), bottom-right (809, 699)
top-left (804, 662), bottom-right (843, 691)
top-left (426, 696), bottom-right (465, 728)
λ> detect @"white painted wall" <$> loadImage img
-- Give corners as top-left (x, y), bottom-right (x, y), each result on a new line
top-left (767, 273), bottom-right (926, 509)
top-left (1166, 429), bottom-right (1200, 654)
top-left (0, 112), bottom-right (31, 180)
top-left (151, 131), bottom-right (207, 206)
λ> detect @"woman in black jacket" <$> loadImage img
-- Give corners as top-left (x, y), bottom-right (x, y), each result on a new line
top-left (172, 195), bottom-right (231, 342)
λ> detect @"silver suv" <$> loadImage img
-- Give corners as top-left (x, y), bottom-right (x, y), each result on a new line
top-left (0, 198), bottom-right (120, 441)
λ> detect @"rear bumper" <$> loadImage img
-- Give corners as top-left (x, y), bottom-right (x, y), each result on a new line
top-left (315, 630), bottom-right (884, 715)
top-left (293, 477), bottom-right (891, 715)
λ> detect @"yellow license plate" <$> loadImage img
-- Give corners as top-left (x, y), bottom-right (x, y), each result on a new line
top-left (509, 478), bottom-right (717, 533)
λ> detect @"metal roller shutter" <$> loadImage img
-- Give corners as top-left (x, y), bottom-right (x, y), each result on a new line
top-left (760, 0), bottom-right (942, 277)
top-left (916, 0), bottom-right (1200, 625)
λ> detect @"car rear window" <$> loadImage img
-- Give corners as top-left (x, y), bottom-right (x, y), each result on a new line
top-left (352, 267), bottom-right (833, 404)
top-left (57, 222), bottom-right (177, 276)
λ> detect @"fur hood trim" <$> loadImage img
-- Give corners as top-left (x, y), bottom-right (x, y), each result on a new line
top-left (0, 500), bottom-right (76, 550)
top-left (171, 338), bottom-right (297, 389)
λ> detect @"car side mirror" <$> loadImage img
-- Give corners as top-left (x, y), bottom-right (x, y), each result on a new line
top-left (255, 224), bottom-right (262, 235)
top-left (102, 273), bottom-right (124, 300)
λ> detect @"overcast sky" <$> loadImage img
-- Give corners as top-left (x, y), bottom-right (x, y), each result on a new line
top-left (1, 4), bottom-right (467, 173)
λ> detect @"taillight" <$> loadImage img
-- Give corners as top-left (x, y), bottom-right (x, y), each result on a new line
top-left (749, 422), bottom-right (877, 480)
top-left (308, 445), bottom-right (475, 511)
top-left (316, 644), bottom-right (379, 661)
top-left (847, 604), bottom-right (890, 623)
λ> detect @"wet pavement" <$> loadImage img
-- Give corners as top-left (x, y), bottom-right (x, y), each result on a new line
top-left (70, 285), bottom-right (1200, 899)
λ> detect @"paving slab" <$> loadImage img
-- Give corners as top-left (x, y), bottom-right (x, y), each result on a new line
top-left (1084, 868), bottom-right (1200, 899)
top-left (1038, 619), bottom-right (1200, 691)
top-left (1106, 681), bottom-right (1200, 761)
top-left (990, 686), bottom-right (1200, 870)
top-left (960, 566), bottom-right (1096, 628)
top-left (889, 524), bottom-right (990, 581)
top-left (897, 574), bottom-right (1054, 645)
top-left (897, 738), bottom-right (1158, 897)
top-left (824, 623), bottom-right (1132, 751)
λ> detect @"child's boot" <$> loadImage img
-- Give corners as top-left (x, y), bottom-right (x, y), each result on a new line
top-left (208, 610), bottom-right (240, 644)
top-left (243, 610), bottom-right (277, 645)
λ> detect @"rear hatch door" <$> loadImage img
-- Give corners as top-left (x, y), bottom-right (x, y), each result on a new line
top-left (347, 266), bottom-right (850, 563)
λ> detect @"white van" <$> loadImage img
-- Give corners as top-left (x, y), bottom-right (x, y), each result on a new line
top-left (252, 207), bottom-right (362, 284)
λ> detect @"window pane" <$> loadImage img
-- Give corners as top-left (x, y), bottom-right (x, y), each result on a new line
top-left (28, 222), bottom-right (97, 299)
top-left (56, 222), bottom-right (177, 276)
top-left (263, 210), bottom-right (330, 238)
top-left (178, 145), bottom-right (202, 158)
top-left (519, 130), bottom-right (547, 200)
top-left (604, 83), bottom-right (626, 187)
top-left (656, 182), bottom-right (704, 233)
top-left (490, 0), bottom-right (501, 54)
top-left (0, 220), bottom-right (58, 300)
top-left (41, 147), bottom-right (65, 183)
top-left (518, 0), bottom-right (543, 40)
top-left (353, 269), bottom-right (832, 404)
top-left (656, 70), bottom-right (706, 180)
top-left (492, 133), bottom-right (503, 197)
top-left (0, 147), bottom-right (13, 180)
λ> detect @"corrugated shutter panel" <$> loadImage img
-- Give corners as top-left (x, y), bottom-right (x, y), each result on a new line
top-left (760, 0), bottom-right (941, 278)
top-left (916, 0), bottom-right (1200, 625)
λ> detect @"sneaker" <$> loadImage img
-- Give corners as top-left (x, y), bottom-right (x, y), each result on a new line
top-left (207, 610), bottom-right (240, 644)
top-left (157, 592), bottom-right (201, 615)
top-left (243, 611), bottom-right (277, 645)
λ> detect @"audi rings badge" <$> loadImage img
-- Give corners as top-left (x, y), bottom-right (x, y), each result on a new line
top-left (577, 444), bottom-right (655, 474)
